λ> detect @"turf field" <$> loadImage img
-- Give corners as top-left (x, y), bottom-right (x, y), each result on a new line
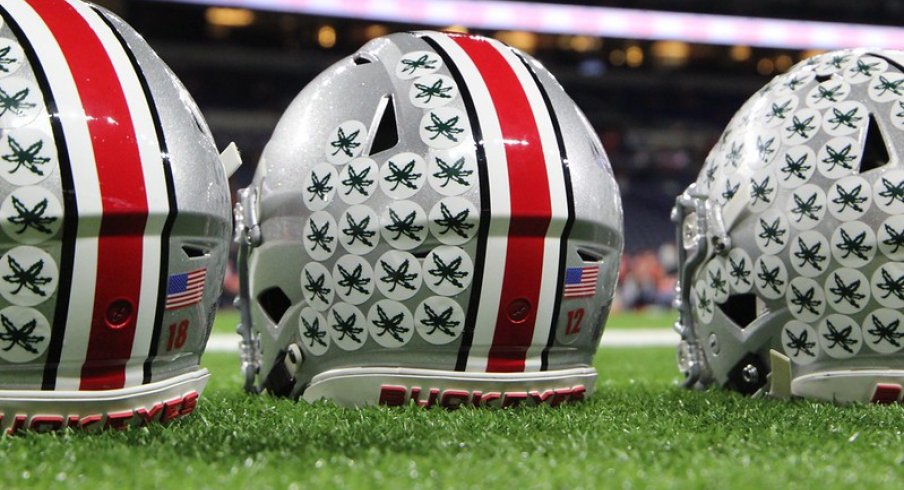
top-left (3, 312), bottom-right (904, 489)
top-left (604, 308), bottom-right (676, 330)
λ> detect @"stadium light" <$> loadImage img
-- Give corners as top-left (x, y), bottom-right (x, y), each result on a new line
top-left (204, 6), bottom-right (255, 27)
top-left (151, 0), bottom-right (904, 50)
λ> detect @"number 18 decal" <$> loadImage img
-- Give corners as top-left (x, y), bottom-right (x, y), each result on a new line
top-left (565, 308), bottom-right (584, 336)
top-left (166, 320), bottom-right (190, 351)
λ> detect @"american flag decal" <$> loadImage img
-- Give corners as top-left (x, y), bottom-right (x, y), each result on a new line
top-left (563, 266), bottom-right (598, 299)
top-left (165, 268), bottom-right (206, 310)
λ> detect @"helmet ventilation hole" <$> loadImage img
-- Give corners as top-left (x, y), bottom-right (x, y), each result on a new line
top-left (257, 287), bottom-right (291, 325)
top-left (181, 244), bottom-right (210, 259)
top-left (353, 55), bottom-right (374, 65)
top-left (369, 95), bottom-right (398, 155)
top-left (717, 293), bottom-right (757, 330)
top-left (577, 248), bottom-right (603, 263)
top-left (191, 114), bottom-right (204, 133)
top-left (859, 114), bottom-right (890, 173)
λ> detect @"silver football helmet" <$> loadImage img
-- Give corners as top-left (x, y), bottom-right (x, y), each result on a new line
top-left (0, 0), bottom-right (234, 432)
top-left (235, 31), bottom-right (623, 407)
top-left (674, 48), bottom-right (904, 403)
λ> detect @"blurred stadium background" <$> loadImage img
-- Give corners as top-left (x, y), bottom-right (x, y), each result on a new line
top-left (94, 0), bottom-right (904, 316)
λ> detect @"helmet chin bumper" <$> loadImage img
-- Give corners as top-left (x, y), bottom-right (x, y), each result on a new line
top-left (0, 370), bottom-right (208, 435)
top-left (301, 367), bottom-right (594, 408)
top-left (791, 368), bottom-right (904, 404)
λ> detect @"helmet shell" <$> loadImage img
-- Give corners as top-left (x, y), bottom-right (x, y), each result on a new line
top-left (678, 49), bottom-right (904, 402)
top-left (0, 0), bottom-right (230, 430)
top-left (242, 31), bottom-right (622, 405)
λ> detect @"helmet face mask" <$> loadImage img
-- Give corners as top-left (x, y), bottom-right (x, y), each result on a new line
top-left (0, 0), bottom-right (232, 432)
top-left (237, 31), bottom-right (623, 408)
top-left (675, 48), bottom-right (904, 403)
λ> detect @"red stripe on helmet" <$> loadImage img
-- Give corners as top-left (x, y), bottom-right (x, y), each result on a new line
top-left (26, 0), bottom-right (148, 390)
top-left (451, 35), bottom-right (553, 373)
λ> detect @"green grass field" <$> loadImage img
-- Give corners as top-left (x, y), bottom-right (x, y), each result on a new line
top-left (605, 308), bottom-right (676, 329)
top-left (3, 312), bottom-right (904, 489)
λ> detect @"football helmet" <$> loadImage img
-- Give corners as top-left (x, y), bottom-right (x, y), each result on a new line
top-left (0, 0), bottom-right (234, 432)
top-left (235, 31), bottom-right (622, 407)
top-left (674, 48), bottom-right (904, 403)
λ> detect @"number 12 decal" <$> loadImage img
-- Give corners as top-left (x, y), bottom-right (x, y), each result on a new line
top-left (565, 308), bottom-right (584, 335)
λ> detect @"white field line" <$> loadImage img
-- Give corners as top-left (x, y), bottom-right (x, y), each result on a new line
top-left (600, 328), bottom-right (680, 347)
top-left (205, 329), bottom-right (678, 353)
top-left (207, 334), bottom-right (242, 353)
